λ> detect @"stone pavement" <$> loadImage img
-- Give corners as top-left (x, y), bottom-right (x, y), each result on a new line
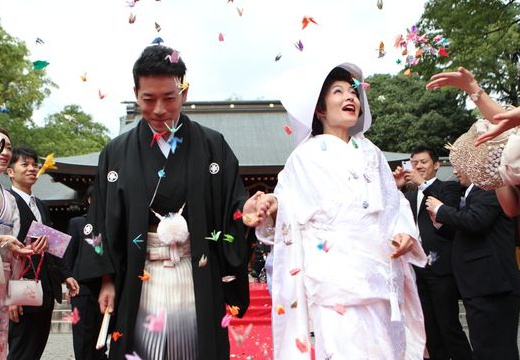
top-left (42, 333), bottom-right (75, 360)
top-left (41, 299), bottom-right (520, 360)
top-left (42, 297), bottom-right (75, 360)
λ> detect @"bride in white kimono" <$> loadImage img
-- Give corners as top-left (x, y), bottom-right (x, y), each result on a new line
top-left (255, 61), bottom-right (427, 359)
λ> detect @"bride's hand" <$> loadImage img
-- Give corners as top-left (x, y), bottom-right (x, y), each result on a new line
top-left (242, 192), bottom-right (278, 227)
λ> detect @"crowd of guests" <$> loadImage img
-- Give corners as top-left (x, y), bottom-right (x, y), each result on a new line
top-left (0, 43), bottom-right (520, 360)
top-left (0, 131), bottom-right (79, 360)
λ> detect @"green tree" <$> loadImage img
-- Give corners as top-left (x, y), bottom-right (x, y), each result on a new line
top-left (27, 105), bottom-right (110, 157)
top-left (0, 23), bottom-right (56, 145)
top-left (415, 0), bottom-right (520, 105)
top-left (365, 73), bottom-right (476, 155)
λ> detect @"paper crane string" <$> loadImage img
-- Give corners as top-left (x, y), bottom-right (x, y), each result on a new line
top-left (165, 50), bottom-right (180, 63)
top-left (394, 25), bottom-right (450, 71)
top-left (167, 136), bottom-right (183, 154)
top-left (37, 153), bottom-right (57, 177)
top-left (84, 233), bottom-right (103, 255)
top-left (148, 167), bottom-right (167, 207)
top-left (151, 37), bottom-right (164, 45)
top-left (33, 60), bottom-right (49, 70)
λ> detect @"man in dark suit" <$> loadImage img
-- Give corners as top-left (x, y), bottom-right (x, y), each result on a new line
top-left (6, 146), bottom-right (79, 360)
top-left (64, 185), bottom-right (107, 360)
top-left (395, 144), bottom-right (471, 360)
top-left (426, 166), bottom-right (520, 359)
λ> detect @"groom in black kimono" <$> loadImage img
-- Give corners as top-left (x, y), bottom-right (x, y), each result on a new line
top-left (77, 45), bottom-right (263, 360)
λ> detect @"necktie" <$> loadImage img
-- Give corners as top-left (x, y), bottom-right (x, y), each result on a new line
top-left (459, 196), bottom-right (466, 209)
top-left (29, 196), bottom-right (42, 223)
top-left (417, 190), bottom-right (424, 215)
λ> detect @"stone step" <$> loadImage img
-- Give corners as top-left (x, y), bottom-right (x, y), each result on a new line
top-left (52, 308), bottom-right (70, 320)
top-left (51, 320), bottom-right (73, 334)
top-left (51, 286), bottom-right (73, 333)
top-left (49, 294), bottom-right (471, 333)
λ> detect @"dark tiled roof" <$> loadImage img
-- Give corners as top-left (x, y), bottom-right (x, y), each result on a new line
top-left (40, 100), bottom-right (456, 201)
top-left (191, 111), bottom-right (293, 166)
top-left (0, 173), bottom-right (76, 200)
top-left (68, 101), bottom-right (412, 170)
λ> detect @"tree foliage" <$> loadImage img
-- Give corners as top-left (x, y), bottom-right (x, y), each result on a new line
top-left (365, 73), bottom-right (476, 156)
top-left (26, 105), bottom-right (110, 157)
top-left (0, 23), bottom-right (109, 157)
top-left (0, 23), bottom-right (56, 146)
top-left (415, 0), bottom-right (520, 105)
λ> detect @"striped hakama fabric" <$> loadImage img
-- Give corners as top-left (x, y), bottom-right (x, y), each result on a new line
top-left (134, 233), bottom-right (198, 360)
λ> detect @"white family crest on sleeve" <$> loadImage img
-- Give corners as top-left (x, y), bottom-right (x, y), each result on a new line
top-left (83, 223), bottom-right (93, 235)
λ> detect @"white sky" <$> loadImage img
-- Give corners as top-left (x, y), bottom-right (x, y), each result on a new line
top-left (0, 0), bottom-right (427, 137)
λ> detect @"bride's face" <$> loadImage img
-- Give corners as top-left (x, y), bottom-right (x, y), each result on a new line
top-left (319, 80), bottom-right (360, 136)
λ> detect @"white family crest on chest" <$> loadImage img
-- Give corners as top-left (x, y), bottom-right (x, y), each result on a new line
top-left (209, 162), bottom-right (220, 174)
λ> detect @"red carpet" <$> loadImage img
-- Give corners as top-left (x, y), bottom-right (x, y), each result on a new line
top-left (229, 282), bottom-right (273, 359)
